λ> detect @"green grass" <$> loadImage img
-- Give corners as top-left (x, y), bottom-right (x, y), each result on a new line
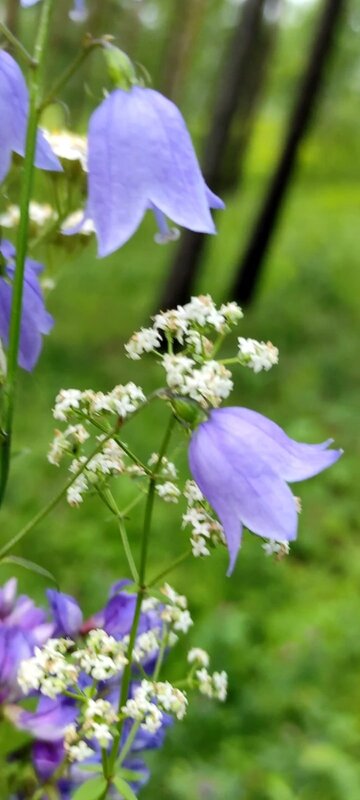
top-left (1, 125), bottom-right (360, 799)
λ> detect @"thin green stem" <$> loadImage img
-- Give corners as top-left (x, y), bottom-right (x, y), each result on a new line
top-left (147, 548), bottom-right (192, 588)
top-left (40, 35), bottom-right (103, 111)
top-left (105, 414), bottom-right (176, 784)
top-left (98, 488), bottom-right (139, 584)
top-left (117, 720), bottom-right (141, 767)
top-left (0, 0), bottom-right (55, 506)
top-left (0, 22), bottom-right (35, 65)
top-left (152, 628), bottom-right (169, 681)
top-left (0, 426), bottom-right (117, 560)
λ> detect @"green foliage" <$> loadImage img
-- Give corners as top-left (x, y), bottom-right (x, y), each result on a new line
top-left (1, 1), bottom-right (360, 798)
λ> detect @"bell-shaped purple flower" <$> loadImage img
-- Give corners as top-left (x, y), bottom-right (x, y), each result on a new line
top-left (0, 51), bottom-right (61, 183)
top-left (189, 407), bottom-right (342, 575)
top-left (87, 86), bottom-right (224, 256)
top-left (0, 240), bottom-right (54, 371)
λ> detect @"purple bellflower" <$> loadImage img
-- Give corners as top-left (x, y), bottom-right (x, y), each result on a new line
top-left (189, 406), bottom-right (342, 575)
top-left (87, 86), bottom-right (224, 256)
top-left (0, 51), bottom-right (61, 183)
top-left (0, 240), bottom-right (54, 371)
top-left (20, 0), bottom-right (88, 21)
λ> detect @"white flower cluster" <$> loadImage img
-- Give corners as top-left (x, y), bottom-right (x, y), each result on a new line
top-left (125, 327), bottom-right (162, 360)
top-left (53, 383), bottom-right (145, 423)
top-left (262, 539), bottom-right (290, 558)
top-left (18, 639), bottom-right (78, 699)
top-left (64, 697), bottom-right (119, 761)
top-left (183, 480), bottom-right (226, 558)
top-left (148, 453), bottom-right (177, 479)
top-left (162, 355), bottom-right (233, 408)
top-left (48, 424), bottom-right (89, 466)
top-left (61, 209), bottom-right (96, 236)
top-left (131, 629), bottom-right (161, 663)
top-left (156, 481), bottom-right (181, 503)
top-left (160, 583), bottom-right (193, 635)
top-left (44, 129), bottom-right (88, 171)
top-left (67, 438), bottom-right (126, 506)
top-left (73, 629), bottom-right (128, 680)
top-left (122, 679), bottom-right (187, 733)
top-left (0, 201), bottom-right (55, 229)
top-left (187, 648), bottom-right (210, 668)
top-left (125, 296), bottom-right (243, 360)
top-left (238, 337), bottom-right (279, 373)
top-left (196, 668), bottom-right (228, 701)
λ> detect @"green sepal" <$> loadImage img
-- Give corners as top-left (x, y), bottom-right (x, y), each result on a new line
top-left (103, 45), bottom-right (137, 90)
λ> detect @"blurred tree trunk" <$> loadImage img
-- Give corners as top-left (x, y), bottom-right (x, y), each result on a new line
top-left (161, 0), bottom-right (207, 102)
top-left (231, 0), bottom-right (345, 306)
top-left (158, 0), bottom-right (279, 311)
top-left (5, 0), bottom-right (19, 36)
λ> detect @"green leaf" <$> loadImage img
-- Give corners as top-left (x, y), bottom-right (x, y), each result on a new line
top-left (78, 763), bottom-right (103, 774)
top-left (113, 775), bottom-right (138, 800)
top-left (71, 776), bottom-right (107, 800)
top-left (2, 556), bottom-right (59, 587)
top-left (116, 767), bottom-right (148, 782)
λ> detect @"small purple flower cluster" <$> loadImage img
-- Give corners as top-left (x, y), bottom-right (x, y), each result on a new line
top-left (0, 579), bottom-right (170, 798)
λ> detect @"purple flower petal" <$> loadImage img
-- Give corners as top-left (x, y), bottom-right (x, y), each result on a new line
top-left (0, 51), bottom-right (61, 182)
top-left (0, 240), bottom-right (54, 371)
top-left (87, 87), bottom-right (223, 256)
top-left (33, 739), bottom-right (65, 781)
top-left (20, 696), bottom-right (77, 742)
top-left (189, 407), bottom-right (342, 574)
top-left (47, 590), bottom-right (83, 638)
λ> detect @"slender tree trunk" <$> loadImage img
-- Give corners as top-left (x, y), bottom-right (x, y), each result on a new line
top-left (158, 0), bottom-right (277, 311)
top-left (161, 0), bottom-right (207, 102)
top-left (5, 0), bottom-right (19, 36)
top-left (231, 0), bottom-right (345, 306)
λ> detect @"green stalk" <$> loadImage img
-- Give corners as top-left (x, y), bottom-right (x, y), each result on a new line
top-left (0, 0), bottom-right (55, 506)
top-left (0, 22), bottom-right (35, 66)
top-left (105, 414), bottom-right (176, 785)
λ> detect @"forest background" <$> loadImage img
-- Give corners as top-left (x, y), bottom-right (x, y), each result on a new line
top-left (0, 0), bottom-right (359, 797)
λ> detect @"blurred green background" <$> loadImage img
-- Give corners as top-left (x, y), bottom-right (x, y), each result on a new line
top-left (1, 0), bottom-right (360, 797)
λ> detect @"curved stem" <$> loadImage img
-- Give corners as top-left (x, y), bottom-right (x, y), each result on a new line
top-left (0, 0), bottom-right (55, 506)
top-left (0, 22), bottom-right (35, 65)
top-left (147, 548), bottom-right (192, 588)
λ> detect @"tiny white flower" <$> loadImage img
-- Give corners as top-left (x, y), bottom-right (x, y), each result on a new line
top-left (156, 481), bottom-right (181, 503)
top-left (187, 648), bottom-right (210, 668)
top-left (238, 337), bottom-right (279, 373)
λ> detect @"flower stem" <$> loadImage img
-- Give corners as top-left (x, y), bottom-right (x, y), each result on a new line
top-left (147, 548), bottom-right (192, 588)
top-left (0, 0), bottom-right (55, 507)
top-left (98, 488), bottom-right (139, 584)
top-left (0, 22), bottom-right (35, 66)
top-left (39, 34), bottom-right (104, 111)
top-left (105, 414), bottom-right (176, 785)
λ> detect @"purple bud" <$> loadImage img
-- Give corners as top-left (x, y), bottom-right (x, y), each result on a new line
top-left (47, 590), bottom-right (83, 638)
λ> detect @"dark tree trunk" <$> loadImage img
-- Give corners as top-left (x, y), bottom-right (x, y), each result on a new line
top-left (5, 0), bottom-right (19, 36)
top-left (231, 0), bottom-right (345, 306)
top-left (158, 0), bottom-right (277, 312)
top-left (161, 0), bottom-right (207, 102)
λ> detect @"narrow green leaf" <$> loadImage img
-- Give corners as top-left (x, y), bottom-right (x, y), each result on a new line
top-left (78, 763), bottom-right (103, 774)
top-left (2, 556), bottom-right (59, 587)
top-left (71, 776), bottom-right (107, 800)
top-left (116, 767), bottom-right (148, 782)
top-left (113, 776), bottom-right (138, 800)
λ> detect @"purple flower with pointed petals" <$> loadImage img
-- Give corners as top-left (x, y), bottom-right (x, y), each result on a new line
top-left (0, 240), bottom-right (54, 371)
top-left (47, 590), bottom-right (83, 638)
top-left (189, 407), bottom-right (342, 575)
top-left (87, 86), bottom-right (224, 256)
top-left (0, 51), bottom-right (61, 183)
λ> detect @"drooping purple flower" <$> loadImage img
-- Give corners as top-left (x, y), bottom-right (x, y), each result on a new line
top-left (20, 0), bottom-right (88, 21)
top-left (87, 86), bottom-right (224, 256)
top-left (0, 627), bottom-right (34, 703)
top-left (47, 589), bottom-right (83, 638)
top-left (0, 51), bottom-right (61, 183)
top-left (189, 406), bottom-right (342, 575)
top-left (0, 240), bottom-right (54, 371)
top-left (0, 578), bottom-right (53, 644)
